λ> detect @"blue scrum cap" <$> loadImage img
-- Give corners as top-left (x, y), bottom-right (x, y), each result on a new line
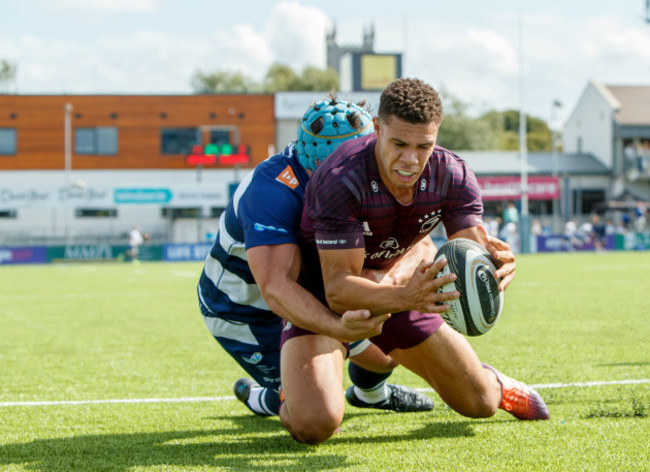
top-left (296, 96), bottom-right (373, 172)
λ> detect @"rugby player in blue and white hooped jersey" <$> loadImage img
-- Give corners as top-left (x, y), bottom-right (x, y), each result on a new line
top-left (197, 94), bottom-right (434, 417)
top-left (279, 78), bottom-right (549, 445)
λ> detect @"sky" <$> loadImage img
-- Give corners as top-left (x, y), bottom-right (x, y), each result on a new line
top-left (2, 0), bottom-right (650, 126)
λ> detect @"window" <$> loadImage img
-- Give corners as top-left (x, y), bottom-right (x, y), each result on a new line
top-left (161, 207), bottom-right (201, 219)
top-left (74, 127), bottom-right (118, 155)
top-left (0, 128), bottom-right (17, 155)
top-left (573, 189), bottom-right (606, 215)
top-left (210, 207), bottom-right (225, 218)
top-left (209, 129), bottom-right (231, 146)
top-left (161, 128), bottom-right (200, 155)
top-left (75, 208), bottom-right (118, 218)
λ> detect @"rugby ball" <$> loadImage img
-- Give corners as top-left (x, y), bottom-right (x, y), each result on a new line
top-left (434, 238), bottom-right (504, 336)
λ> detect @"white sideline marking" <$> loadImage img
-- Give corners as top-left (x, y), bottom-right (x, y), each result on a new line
top-left (1, 379), bottom-right (648, 408)
top-left (530, 379), bottom-right (650, 389)
top-left (0, 396), bottom-right (234, 407)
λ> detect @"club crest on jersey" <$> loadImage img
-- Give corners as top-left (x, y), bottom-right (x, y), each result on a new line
top-left (276, 165), bottom-right (300, 189)
top-left (419, 210), bottom-right (442, 233)
top-left (420, 179), bottom-right (427, 191)
top-left (370, 180), bottom-right (379, 193)
top-left (242, 352), bottom-right (263, 365)
top-left (379, 237), bottom-right (400, 250)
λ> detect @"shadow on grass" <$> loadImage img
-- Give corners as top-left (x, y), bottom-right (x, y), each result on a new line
top-left (0, 414), bottom-right (481, 472)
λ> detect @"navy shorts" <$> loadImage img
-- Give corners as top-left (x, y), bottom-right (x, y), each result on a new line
top-left (200, 302), bottom-right (282, 390)
top-left (280, 311), bottom-right (444, 355)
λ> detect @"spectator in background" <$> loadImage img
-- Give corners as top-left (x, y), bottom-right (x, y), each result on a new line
top-left (128, 226), bottom-right (144, 264)
top-left (590, 214), bottom-right (606, 252)
top-left (621, 212), bottom-right (631, 232)
top-left (484, 216), bottom-right (501, 238)
top-left (577, 220), bottom-right (593, 246)
top-left (634, 203), bottom-right (647, 233)
top-left (502, 201), bottom-right (519, 225)
top-left (564, 218), bottom-right (579, 251)
top-left (499, 220), bottom-right (519, 253)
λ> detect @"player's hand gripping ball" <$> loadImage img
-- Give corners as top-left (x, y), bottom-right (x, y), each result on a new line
top-left (434, 238), bottom-right (504, 336)
top-left (296, 97), bottom-right (373, 172)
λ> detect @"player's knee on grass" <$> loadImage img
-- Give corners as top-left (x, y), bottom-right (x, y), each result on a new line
top-left (455, 396), bottom-right (499, 418)
top-left (281, 403), bottom-right (342, 445)
top-left (444, 380), bottom-right (500, 418)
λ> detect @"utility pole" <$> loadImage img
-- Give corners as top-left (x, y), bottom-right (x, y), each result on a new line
top-left (518, 12), bottom-right (530, 254)
top-left (551, 100), bottom-right (562, 233)
top-left (64, 103), bottom-right (73, 187)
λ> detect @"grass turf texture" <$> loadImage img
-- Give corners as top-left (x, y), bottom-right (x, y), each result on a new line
top-left (0, 253), bottom-right (649, 472)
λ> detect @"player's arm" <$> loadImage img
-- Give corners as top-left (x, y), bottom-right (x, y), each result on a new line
top-left (318, 245), bottom-right (458, 316)
top-left (247, 243), bottom-right (389, 342)
top-left (447, 224), bottom-right (515, 291)
top-left (362, 236), bottom-right (438, 286)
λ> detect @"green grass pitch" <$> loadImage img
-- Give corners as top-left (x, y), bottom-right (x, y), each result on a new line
top-left (1, 252), bottom-right (649, 471)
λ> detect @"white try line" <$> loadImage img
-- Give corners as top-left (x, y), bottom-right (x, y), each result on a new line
top-left (1, 379), bottom-right (648, 408)
top-left (0, 395), bottom-right (235, 407)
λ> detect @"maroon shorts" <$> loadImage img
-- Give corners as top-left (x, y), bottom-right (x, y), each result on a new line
top-left (280, 311), bottom-right (444, 355)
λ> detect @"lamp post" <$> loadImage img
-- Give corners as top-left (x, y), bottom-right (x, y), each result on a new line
top-left (551, 100), bottom-right (562, 233)
top-left (518, 12), bottom-right (530, 254)
top-left (63, 102), bottom-right (73, 244)
top-left (64, 103), bottom-right (73, 186)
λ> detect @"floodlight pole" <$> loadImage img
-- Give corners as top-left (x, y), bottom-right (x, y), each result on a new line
top-left (551, 100), bottom-right (562, 233)
top-left (63, 102), bottom-right (73, 244)
top-left (64, 102), bottom-right (73, 187)
top-left (518, 12), bottom-right (530, 254)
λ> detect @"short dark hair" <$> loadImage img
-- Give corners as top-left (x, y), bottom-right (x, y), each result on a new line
top-left (378, 78), bottom-right (443, 125)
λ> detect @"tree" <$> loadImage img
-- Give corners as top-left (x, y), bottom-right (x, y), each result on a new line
top-left (436, 91), bottom-right (499, 150)
top-left (0, 60), bottom-right (17, 92)
top-left (437, 98), bottom-right (499, 150)
top-left (191, 63), bottom-right (339, 93)
top-left (263, 63), bottom-right (300, 92)
top-left (481, 109), bottom-right (552, 151)
top-left (297, 66), bottom-right (338, 92)
top-left (191, 70), bottom-right (259, 94)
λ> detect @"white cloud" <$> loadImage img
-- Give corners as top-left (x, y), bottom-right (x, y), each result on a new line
top-left (2, 1), bottom-right (649, 124)
top-left (265, 2), bottom-right (331, 71)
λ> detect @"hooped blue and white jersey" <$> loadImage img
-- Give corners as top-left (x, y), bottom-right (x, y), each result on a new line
top-left (197, 144), bottom-right (310, 324)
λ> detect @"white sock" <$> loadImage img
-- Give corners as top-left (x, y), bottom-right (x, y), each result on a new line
top-left (246, 386), bottom-right (273, 415)
top-left (353, 382), bottom-right (390, 404)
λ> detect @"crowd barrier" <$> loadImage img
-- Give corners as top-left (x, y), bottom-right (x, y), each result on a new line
top-left (1, 234), bottom-right (648, 265)
top-left (0, 243), bottom-right (211, 265)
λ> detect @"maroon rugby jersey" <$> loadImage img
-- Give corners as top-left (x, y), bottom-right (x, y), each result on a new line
top-left (300, 134), bottom-right (483, 273)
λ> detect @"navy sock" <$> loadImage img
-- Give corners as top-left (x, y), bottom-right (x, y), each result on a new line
top-left (348, 362), bottom-right (392, 389)
top-left (247, 387), bottom-right (282, 416)
top-left (262, 387), bottom-right (282, 416)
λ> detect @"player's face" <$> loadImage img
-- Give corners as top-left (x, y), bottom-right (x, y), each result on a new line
top-left (373, 115), bottom-right (438, 201)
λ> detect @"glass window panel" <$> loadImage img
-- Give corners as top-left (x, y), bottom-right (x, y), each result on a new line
top-left (96, 127), bottom-right (118, 155)
top-left (161, 128), bottom-right (200, 155)
top-left (75, 208), bottom-right (118, 218)
top-left (75, 128), bottom-right (95, 154)
top-left (209, 129), bottom-right (230, 145)
top-left (0, 128), bottom-right (17, 155)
